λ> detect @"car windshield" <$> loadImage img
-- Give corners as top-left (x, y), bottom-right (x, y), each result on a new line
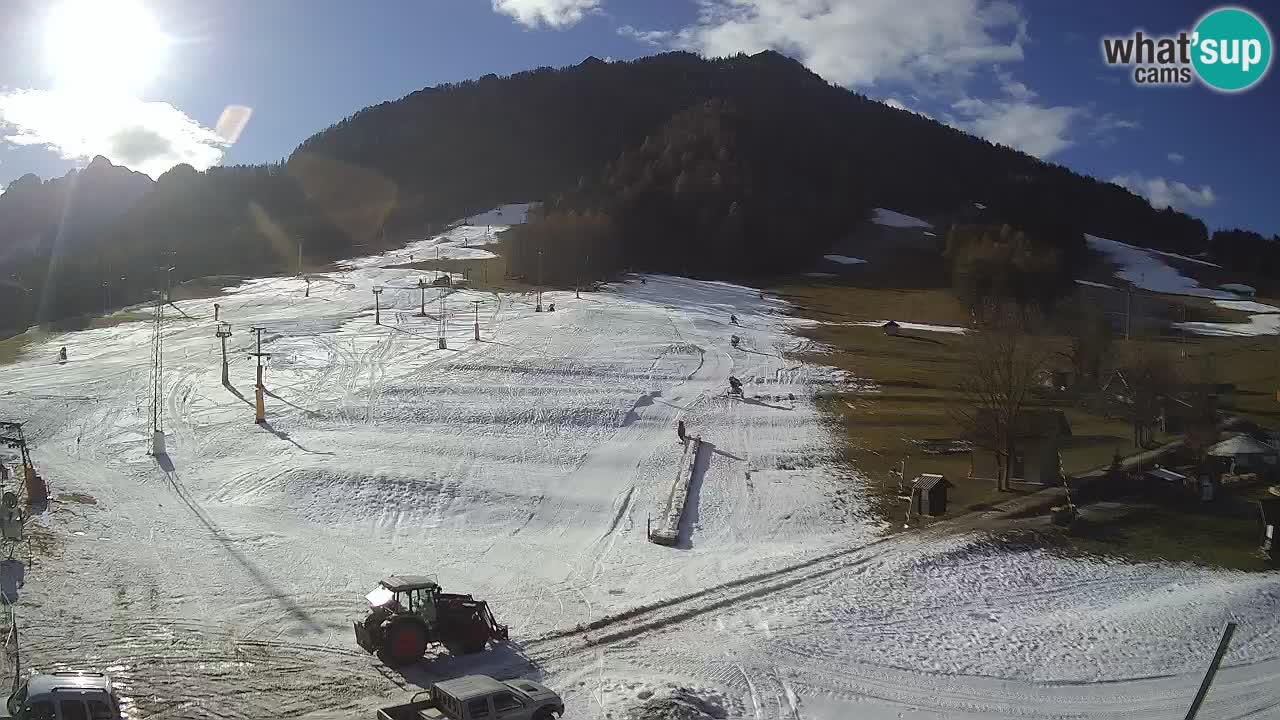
top-left (1, 2), bottom-right (1277, 720)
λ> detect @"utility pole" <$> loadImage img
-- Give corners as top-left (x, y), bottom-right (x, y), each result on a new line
top-left (297, 238), bottom-right (303, 276)
top-left (1125, 284), bottom-right (1132, 341)
top-left (216, 322), bottom-right (232, 386)
top-left (102, 280), bottom-right (109, 316)
top-left (248, 326), bottom-right (271, 424)
top-left (373, 287), bottom-right (384, 325)
top-left (472, 300), bottom-right (481, 341)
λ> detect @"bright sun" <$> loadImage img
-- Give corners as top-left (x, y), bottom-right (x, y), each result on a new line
top-left (44, 0), bottom-right (169, 97)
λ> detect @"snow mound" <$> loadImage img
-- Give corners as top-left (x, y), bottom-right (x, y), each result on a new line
top-left (1086, 234), bottom-right (1234, 299)
top-left (625, 688), bottom-right (729, 720)
top-left (871, 208), bottom-right (932, 229)
top-left (822, 254), bottom-right (866, 265)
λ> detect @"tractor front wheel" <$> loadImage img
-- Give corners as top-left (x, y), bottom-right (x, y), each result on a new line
top-left (379, 619), bottom-right (428, 667)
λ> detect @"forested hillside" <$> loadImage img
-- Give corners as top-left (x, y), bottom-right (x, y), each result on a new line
top-left (1, 50), bottom-right (1241, 333)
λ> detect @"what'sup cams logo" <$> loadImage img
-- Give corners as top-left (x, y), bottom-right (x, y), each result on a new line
top-left (1103, 6), bottom-right (1272, 92)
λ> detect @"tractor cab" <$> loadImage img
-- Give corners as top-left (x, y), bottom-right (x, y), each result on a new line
top-left (366, 575), bottom-right (440, 622)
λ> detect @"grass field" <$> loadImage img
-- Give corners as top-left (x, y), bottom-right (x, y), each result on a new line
top-left (0, 332), bottom-right (33, 366)
top-left (773, 283), bottom-right (1171, 519)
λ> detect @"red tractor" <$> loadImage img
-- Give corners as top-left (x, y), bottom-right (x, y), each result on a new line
top-left (354, 575), bottom-right (509, 667)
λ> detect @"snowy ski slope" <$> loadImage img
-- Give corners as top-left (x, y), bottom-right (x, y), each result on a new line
top-left (0, 208), bottom-right (1276, 719)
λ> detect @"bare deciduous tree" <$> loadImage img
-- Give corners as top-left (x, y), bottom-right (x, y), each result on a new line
top-left (952, 305), bottom-right (1053, 491)
top-left (1182, 354), bottom-right (1221, 471)
top-left (1122, 345), bottom-right (1176, 448)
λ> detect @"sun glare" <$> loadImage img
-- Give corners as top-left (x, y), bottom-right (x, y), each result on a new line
top-left (44, 0), bottom-right (170, 97)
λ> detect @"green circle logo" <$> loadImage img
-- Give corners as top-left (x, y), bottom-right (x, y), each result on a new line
top-left (1192, 7), bottom-right (1272, 91)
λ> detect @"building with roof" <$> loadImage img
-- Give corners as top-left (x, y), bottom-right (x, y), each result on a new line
top-left (1208, 434), bottom-right (1278, 477)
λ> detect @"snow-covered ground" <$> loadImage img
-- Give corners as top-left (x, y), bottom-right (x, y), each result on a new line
top-left (1176, 299), bottom-right (1280, 337)
top-left (1086, 234), bottom-right (1234, 299)
top-left (872, 208), bottom-right (932, 229)
top-left (823, 254), bottom-right (866, 265)
top-left (340, 203), bottom-right (534, 268)
top-left (1, 208), bottom-right (1278, 720)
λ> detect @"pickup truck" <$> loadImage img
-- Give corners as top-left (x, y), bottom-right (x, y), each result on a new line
top-left (377, 675), bottom-right (563, 720)
top-left (5, 671), bottom-right (124, 720)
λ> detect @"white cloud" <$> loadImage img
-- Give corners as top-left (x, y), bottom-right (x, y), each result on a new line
top-left (995, 69), bottom-right (1036, 101)
top-left (674, 0), bottom-right (1027, 90)
top-left (1091, 112), bottom-right (1140, 135)
top-left (1168, 152), bottom-right (1186, 164)
top-left (1111, 172), bottom-right (1216, 210)
top-left (618, 25), bottom-right (673, 46)
top-left (948, 96), bottom-right (1081, 158)
top-left (492, 0), bottom-right (601, 29)
top-left (0, 89), bottom-right (229, 178)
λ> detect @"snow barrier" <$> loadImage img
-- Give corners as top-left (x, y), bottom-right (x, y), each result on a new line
top-left (650, 436), bottom-right (701, 546)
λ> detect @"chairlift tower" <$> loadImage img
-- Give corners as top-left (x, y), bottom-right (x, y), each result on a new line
top-left (248, 326), bottom-right (272, 424)
top-left (438, 291), bottom-right (448, 349)
top-left (148, 290), bottom-right (166, 456)
top-left (216, 322), bottom-right (233, 386)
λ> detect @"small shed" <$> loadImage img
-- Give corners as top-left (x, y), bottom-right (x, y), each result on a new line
top-left (912, 473), bottom-right (953, 516)
top-left (882, 320), bottom-right (901, 336)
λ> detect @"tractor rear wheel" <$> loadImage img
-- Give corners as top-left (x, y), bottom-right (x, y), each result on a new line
top-left (379, 618), bottom-right (427, 667)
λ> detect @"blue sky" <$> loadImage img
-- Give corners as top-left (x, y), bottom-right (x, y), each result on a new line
top-left (0, 0), bottom-right (1276, 237)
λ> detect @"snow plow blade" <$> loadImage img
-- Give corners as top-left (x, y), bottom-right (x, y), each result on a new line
top-left (354, 621), bottom-right (375, 653)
